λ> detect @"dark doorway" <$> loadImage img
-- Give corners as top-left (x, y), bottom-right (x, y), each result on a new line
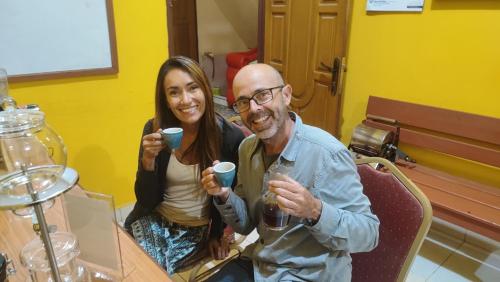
top-left (166, 0), bottom-right (264, 63)
top-left (167, 0), bottom-right (199, 61)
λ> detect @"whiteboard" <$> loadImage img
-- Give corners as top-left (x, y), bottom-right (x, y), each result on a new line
top-left (0, 0), bottom-right (118, 82)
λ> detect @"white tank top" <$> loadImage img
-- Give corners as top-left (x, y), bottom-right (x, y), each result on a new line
top-left (156, 153), bottom-right (210, 226)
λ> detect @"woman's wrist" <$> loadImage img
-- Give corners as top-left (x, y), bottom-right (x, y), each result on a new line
top-left (141, 156), bottom-right (155, 171)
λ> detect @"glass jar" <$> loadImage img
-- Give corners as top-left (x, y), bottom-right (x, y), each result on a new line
top-left (0, 109), bottom-right (67, 209)
top-left (20, 232), bottom-right (90, 282)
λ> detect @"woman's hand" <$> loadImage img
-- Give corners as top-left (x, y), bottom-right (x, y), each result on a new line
top-left (208, 237), bottom-right (230, 260)
top-left (141, 129), bottom-right (166, 171)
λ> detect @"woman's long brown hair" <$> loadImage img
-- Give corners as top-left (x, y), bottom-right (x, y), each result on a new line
top-left (153, 56), bottom-right (221, 175)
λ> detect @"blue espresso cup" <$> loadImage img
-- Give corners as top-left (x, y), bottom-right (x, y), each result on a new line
top-left (214, 162), bottom-right (236, 187)
top-left (161, 127), bottom-right (183, 149)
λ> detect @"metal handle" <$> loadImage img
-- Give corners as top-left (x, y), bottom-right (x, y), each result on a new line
top-left (320, 57), bottom-right (346, 96)
top-left (337, 57), bottom-right (347, 96)
top-left (331, 58), bottom-right (341, 96)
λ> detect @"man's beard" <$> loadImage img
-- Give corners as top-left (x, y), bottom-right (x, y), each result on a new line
top-left (246, 108), bottom-right (286, 141)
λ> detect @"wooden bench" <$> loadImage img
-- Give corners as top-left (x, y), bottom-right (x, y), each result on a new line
top-left (362, 96), bottom-right (500, 241)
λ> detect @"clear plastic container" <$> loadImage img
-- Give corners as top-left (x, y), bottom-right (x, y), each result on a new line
top-left (20, 232), bottom-right (89, 282)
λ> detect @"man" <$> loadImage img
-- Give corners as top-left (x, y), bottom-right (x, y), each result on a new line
top-left (201, 64), bottom-right (379, 281)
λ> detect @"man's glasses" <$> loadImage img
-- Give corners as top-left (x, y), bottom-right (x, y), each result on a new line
top-left (232, 86), bottom-right (284, 113)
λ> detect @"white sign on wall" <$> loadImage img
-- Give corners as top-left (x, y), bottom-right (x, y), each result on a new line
top-left (367, 0), bottom-right (425, 12)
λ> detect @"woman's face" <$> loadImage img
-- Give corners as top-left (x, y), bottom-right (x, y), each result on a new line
top-left (164, 68), bottom-right (206, 127)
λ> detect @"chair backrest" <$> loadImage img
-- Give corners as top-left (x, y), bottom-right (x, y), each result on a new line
top-left (352, 157), bottom-right (432, 282)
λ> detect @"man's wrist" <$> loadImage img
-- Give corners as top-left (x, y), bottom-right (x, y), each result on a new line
top-left (306, 198), bottom-right (322, 226)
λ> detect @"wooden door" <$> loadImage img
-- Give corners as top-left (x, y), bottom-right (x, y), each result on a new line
top-left (167, 0), bottom-right (199, 61)
top-left (264, 0), bottom-right (348, 137)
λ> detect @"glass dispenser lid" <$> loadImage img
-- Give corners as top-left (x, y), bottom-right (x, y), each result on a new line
top-left (0, 109), bottom-right (44, 134)
top-left (20, 232), bottom-right (80, 272)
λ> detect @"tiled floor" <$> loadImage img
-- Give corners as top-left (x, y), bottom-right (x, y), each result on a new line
top-left (114, 203), bottom-right (134, 227)
top-left (407, 219), bottom-right (499, 282)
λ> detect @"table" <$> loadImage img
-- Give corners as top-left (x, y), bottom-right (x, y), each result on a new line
top-left (0, 194), bottom-right (171, 281)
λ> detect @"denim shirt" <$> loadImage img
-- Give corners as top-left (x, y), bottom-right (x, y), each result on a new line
top-left (215, 113), bottom-right (380, 282)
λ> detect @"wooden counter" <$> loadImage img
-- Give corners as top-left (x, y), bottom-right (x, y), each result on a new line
top-left (0, 196), bottom-right (171, 281)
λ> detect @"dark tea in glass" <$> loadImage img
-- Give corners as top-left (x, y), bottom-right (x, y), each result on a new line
top-left (262, 164), bottom-right (292, 231)
top-left (263, 202), bottom-right (291, 230)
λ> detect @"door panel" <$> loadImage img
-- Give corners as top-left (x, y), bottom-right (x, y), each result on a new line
top-left (265, 2), bottom-right (289, 74)
top-left (312, 0), bottom-right (345, 134)
top-left (315, 9), bottom-right (338, 74)
top-left (264, 0), bottom-right (348, 137)
top-left (286, 1), bottom-right (313, 105)
top-left (299, 83), bottom-right (330, 128)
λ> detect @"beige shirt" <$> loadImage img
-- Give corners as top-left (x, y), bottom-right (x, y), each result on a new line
top-left (156, 153), bottom-right (210, 226)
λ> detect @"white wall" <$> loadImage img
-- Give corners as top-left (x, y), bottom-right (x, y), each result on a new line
top-left (196, 0), bottom-right (258, 59)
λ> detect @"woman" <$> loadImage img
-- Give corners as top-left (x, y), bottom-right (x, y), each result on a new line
top-left (124, 56), bottom-right (245, 274)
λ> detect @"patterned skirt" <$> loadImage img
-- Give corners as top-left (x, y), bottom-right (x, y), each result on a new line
top-left (131, 213), bottom-right (208, 275)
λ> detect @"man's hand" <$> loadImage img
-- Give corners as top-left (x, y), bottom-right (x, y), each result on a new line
top-left (269, 175), bottom-right (322, 221)
top-left (141, 129), bottom-right (166, 171)
top-left (201, 161), bottom-right (230, 202)
top-left (208, 237), bottom-right (230, 260)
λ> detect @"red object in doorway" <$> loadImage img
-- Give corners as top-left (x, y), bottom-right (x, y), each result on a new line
top-left (226, 48), bottom-right (258, 106)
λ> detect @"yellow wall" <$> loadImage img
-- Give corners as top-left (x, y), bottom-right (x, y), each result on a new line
top-left (9, 1), bottom-right (168, 206)
top-left (341, 0), bottom-right (500, 187)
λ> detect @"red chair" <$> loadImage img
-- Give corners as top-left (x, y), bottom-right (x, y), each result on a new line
top-left (352, 157), bottom-right (432, 282)
top-left (226, 48), bottom-right (258, 106)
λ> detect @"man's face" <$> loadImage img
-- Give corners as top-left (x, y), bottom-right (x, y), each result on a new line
top-left (233, 69), bottom-right (291, 141)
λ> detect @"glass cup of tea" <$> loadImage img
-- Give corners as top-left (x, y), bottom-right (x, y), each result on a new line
top-left (262, 164), bottom-right (292, 231)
